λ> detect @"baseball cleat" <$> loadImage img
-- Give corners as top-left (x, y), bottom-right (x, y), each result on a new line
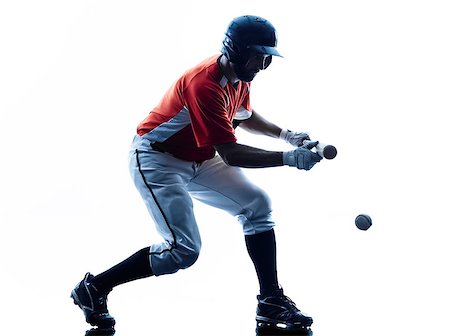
top-left (71, 273), bottom-right (115, 328)
top-left (255, 287), bottom-right (313, 333)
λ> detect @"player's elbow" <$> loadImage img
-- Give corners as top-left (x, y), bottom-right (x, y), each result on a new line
top-left (214, 142), bottom-right (241, 167)
top-left (220, 153), bottom-right (240, 166)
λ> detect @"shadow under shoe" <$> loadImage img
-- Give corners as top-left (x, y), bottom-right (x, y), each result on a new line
top-left (71, 272), bottom-right (115, 328)
top-left (256, 288), bottom-right (313, 333)
top-left (256, 324), bottom-right (313, 336)
top-left (85, 327), bottom-right (116, 336)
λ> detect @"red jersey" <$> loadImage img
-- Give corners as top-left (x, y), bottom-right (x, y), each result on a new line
top-left (137, 55), bottom-right (252, 162)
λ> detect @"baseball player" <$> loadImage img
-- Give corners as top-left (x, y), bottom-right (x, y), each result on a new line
top-left (71, 15), bottom-right (322, 333)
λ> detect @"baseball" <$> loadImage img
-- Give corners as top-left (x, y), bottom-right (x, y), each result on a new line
top-left (355, 214), bottom-right (372, 230)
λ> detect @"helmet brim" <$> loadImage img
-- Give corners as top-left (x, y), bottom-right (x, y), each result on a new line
top-left (248, 45), bottom-right (282, 57)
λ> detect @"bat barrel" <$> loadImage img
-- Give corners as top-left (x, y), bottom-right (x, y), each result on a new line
top-left (322, 144), bottom-right (337, 159)
top-left (303, 140), bottom-right (337, 160)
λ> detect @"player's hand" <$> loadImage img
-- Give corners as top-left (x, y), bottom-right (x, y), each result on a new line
top-left (282, 141), bottom-right (322, 170)
top-left (279, 129), bottom-right (310, 147)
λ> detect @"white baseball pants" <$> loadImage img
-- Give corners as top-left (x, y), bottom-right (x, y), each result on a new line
top-left (129, 135), bottom-right (275, 276)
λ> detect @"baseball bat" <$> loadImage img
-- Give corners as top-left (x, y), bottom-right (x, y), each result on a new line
top-left (303, 140), bottom-right (337, 160)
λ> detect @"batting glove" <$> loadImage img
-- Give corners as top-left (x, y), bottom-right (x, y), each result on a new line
top-left (283, 141), bottom-right (322, 170)
top-left (279, 129), bottom-right (311, 147)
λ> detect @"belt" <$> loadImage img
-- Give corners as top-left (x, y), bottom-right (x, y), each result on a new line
top-left (151, 141), bottom-right (205, 165)
top-left (150, 142), bottom-right (167, 153)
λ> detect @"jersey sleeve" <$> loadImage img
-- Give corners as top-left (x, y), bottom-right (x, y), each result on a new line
top-left (233, 82), bottom-right (252, 121)
top-left (184, 81), bottom-right (237, 147)
top-left (234, 105), bottom-right (253, 121)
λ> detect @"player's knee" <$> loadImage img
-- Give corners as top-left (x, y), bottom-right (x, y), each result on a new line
top-left (176, 245), bottom-right (201, 270)
top-left (260, 192), bottom-right (272, 211)
top-left (237, 190), bottom-right (275, 235)
top-left (251, 190), bottom-right (272, 217)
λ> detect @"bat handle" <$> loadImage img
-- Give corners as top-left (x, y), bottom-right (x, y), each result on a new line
top-left (303, 140), bottom-right (337, 160)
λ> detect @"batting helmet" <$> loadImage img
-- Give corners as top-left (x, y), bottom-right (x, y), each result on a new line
top-left (221, 15), bottom-right (282, 65)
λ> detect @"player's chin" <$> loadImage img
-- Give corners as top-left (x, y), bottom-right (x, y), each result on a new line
top-left (237, 71), bottom-right (258, 82)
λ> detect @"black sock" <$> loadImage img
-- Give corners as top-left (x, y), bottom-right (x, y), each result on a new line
top-left (92, 246), bottom-right (153, 293)
top-left (245, 229), bottom-right (279, 296)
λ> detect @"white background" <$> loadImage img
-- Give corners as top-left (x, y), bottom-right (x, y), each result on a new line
top-left (1, 1), bottom-right (449, 335)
